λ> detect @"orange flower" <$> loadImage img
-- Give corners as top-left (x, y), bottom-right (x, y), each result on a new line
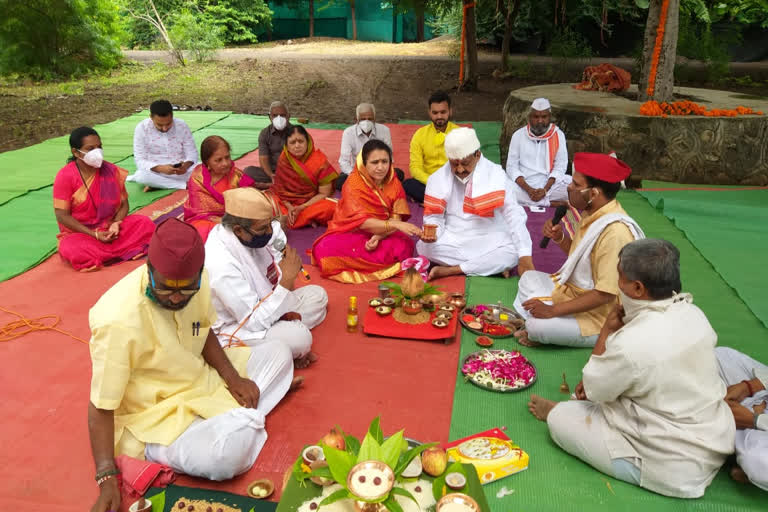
top-left (646, 0), bottom-right (671, 98)
top-left (639, 100), bottom-right (764, 117)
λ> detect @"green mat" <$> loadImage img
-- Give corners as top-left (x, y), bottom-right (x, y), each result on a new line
top-left (146, 483), bottom-right (276, 512)
top-left (636, 187), bottom-right (768, 328)
top-left (398, 120), bottom-right (502, 164)
top-left (450, 190), bottom-right (767, 511)
top-left (0, 111), bottom-right (230, 206)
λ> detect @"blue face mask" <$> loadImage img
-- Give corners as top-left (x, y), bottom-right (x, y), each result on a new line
top-left (239, 227), bottom-right (272, 249)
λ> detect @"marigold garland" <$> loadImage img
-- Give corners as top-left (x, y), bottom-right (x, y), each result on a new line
top-left (639, 100), bottom-right (764, 117)
top-left (646, 0), bottom-right (670, 98)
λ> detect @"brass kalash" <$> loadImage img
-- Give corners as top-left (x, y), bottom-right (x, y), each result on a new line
top-left (381, 269), bottom-right (465, 328)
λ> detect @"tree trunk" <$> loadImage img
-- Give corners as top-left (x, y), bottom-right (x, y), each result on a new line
top-left (416, 10), bottom-right (425, 42)
top-left (309, 0), bottom-right (315, 38)
top-left (500, 0), bottom-right (521, 72)
top-left (392, 1), bottom-right (398, 43)
top-left (461, 0), bottom-right (479, 90)
top-left (638, 0), bottom-right (679, 102)
top-left (350, 0), bottom-right (357, 40)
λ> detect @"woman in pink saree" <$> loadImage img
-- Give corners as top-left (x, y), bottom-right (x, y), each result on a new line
top-left (312, 140), bottom-right (422, 283)
top-left (53, 127), bottom-right (155, 271)
top-left (183, 135), bottom-right (256, 241)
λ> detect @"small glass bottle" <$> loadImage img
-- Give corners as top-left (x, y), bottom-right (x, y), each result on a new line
top-left (347, 296), bottom-right (359, 333)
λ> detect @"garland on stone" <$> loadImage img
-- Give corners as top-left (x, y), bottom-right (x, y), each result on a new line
top-left (645, 0), bottom-right (670, 98)
top-left (640, 100), bottom-right (764, 117)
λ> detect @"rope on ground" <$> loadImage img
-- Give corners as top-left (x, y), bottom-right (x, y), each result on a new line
top-left (0, 305), bottom-right (89, 344)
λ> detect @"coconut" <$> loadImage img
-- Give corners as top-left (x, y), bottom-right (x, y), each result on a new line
top-left (400, 454), bottom-right (423, 478)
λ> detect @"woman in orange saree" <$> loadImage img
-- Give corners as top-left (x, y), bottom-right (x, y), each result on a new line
top-left (312, 140), bottom-right (422, 283)
top-left (268, 125), bottom-right (338, 229)
top-left (183, 135), bottom-right (256, 241)
top-left (53, 126), bottom-right (155, 272)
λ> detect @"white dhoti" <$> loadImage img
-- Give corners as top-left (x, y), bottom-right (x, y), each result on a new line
top-left (127, 167), bottom-right (194, 190)
top-left (417, 237), bottom-right (520, 276)
top-left (715, 347), bottom-right (768, 491)
top-left (513, 174), bottom-right (572, 207)
top-left (259, 285), bottom-right (328, 359)
top-left (513, 271), bottom-right (598, 347)
top-left (547, 400), bottom-right (642, 485)
top-left (144, 340), bottom-right (293, 480)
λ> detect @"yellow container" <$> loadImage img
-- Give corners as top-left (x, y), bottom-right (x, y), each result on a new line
top-left (445, 435), bottom-right (529, 484)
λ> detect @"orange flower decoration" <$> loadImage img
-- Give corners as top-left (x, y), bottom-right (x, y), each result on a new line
top-left (639, 100), bottom-right (764, 117)
top-left (646, 0), bottom-right (670, 98)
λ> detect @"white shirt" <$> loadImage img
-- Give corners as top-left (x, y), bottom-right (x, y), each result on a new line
top-left (505, 126), bottom-right (567, 188)
top-left (338, 123), bottom-right (393, 175)
top-left (582, 294), bottom-right (735, 498)
top-left (422, 158), bottom-right (532, 261)
top-left (204, 222), bottom-right (293, 345)
top-left (132, 117), bottom-right (199, 174)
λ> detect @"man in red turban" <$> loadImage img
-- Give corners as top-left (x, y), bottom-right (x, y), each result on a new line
top-left (512, 152), bottom-right (645, 347)
top-left (87, 218), bottom-right (295, 512)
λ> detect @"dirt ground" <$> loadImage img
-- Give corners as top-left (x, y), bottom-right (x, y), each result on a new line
top-left (1, 38), bottom-right (767, 153)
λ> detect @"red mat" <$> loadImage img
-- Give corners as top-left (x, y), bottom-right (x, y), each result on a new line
top-left (0, 190), bottom-right (464, 510)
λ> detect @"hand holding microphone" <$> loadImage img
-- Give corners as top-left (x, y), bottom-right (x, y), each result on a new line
top-left (540, 205), bottom-right (568, 249)
top-left (273, 237), bottom-right (311, 281)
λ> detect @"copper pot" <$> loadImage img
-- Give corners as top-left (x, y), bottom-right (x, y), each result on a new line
top-left (402, 299), bottom-right (423, 315)
top-left (448, 293), bottom-right (467, 309)
top-left (354, 502), bottom-right (386, 512)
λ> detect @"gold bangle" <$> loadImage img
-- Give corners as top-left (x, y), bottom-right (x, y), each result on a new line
top-left (556, 231), bottom-right (566, 243)
top-left (384, 220), bottom-right (390, 232)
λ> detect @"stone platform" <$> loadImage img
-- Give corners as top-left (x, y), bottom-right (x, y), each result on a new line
top-left (501, 84), bottom-right (768, 185)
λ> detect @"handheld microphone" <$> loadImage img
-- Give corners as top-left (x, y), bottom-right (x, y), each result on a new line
top-left (273, 238), bottom-right (311, 281)
top-left (540, 205), bottom-right (569, 249)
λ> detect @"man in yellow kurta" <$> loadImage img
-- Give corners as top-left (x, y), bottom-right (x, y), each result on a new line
top-left (513, 153), bottom-right (644, 347)
top-left (88, 218), bottom-right (294, 512)
top-left (403, 91), bottom-right (459, 204)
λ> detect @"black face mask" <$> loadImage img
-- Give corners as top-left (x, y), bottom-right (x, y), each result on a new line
top-left (239, 232), bottom-right (272, 249)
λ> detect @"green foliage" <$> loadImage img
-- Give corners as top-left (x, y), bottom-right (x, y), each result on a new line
top-left (203, 0), bottom-right (273, 44)
top-left (0, 0), bottom-right (122, 78)
top-left (169, 9), bottom-right (224, 62)
top-left (711, 0), bottom-right (768, 28)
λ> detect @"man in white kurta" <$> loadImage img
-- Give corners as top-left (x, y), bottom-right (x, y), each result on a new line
top-left (128, 100), bottom-right (199, 190)
top-left (417, 127), bottom-right (533, 279)
top-left (715, 347), bottom-right (768, 491)
top-left (505, 98), bottom-right (570, 206)
top-left (205, 187), bottom-right (328, 368)
top-left (528, 239), bottom-right (735, 499)
top-left (88, 218), bottom-right (294, 512)
top-left (336, 102), bottom-right (397, 190)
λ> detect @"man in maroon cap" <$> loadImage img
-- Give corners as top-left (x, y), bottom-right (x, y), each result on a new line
top-left (512, 152), bottom-right (645, 347)
top-left (87, 218), bottom-right (295, 512)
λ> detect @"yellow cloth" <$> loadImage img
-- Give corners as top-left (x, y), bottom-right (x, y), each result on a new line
top-left (89, 265), bottom-right (251, 458)
top-left (552, 200), bottom-right (635, 336)
top-left (408, 121), bottom-right (459, 184)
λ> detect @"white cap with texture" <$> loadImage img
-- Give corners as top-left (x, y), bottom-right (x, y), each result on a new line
top-left (444, 127), bottom-right (481, 160)
top-left (531, 98), bottom-right (551, 111)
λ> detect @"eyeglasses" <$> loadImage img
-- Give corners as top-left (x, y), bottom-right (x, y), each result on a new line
top-left (149, 271), bottom-right (201, 296)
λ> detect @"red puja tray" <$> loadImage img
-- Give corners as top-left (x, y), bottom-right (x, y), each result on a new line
top-left (362, 304), bottom-right (459, 343)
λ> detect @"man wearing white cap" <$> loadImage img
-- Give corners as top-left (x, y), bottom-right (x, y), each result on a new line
top-left (417, 127), bottom-right (534, 279)
top-left (505, 98), bottom-right (571, 206)
top-left (204, 187), bottom-right (328, 369)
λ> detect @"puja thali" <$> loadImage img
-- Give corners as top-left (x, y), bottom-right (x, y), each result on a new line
top-left (459, 303), bottom-right (524, 339)
top-left (461, 349), bottom-right (537, 393)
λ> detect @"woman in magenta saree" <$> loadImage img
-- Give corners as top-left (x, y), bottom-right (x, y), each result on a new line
top-left (183, 136), bottom-right (256, 241)
top-left (312, 140), bottom-right (422, 283)
top-left (53, 127), bottom-right (155, 271)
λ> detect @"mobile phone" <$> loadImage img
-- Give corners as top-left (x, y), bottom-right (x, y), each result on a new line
top-left (173, 162), bottom-right (182, 168)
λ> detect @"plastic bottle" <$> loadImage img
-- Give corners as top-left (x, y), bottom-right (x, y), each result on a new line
top-left (347, 296), bottom-right (359, 332)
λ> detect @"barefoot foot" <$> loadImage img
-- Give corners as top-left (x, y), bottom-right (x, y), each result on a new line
top-left (428, 265), bottom-right (463, 281)
top-left (730, 465), bottom-right (749, 484)
top-left (514, 329), bottom-right (541, 347)
top-left (528, 394), bottom-right (557, 421)
top-left (289, 375), bottom-right (305, 392)
top-left (294, 351), bottom-right (318, 369)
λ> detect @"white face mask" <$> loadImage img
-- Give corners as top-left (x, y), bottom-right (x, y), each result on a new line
top-left (618, 289), bottom-right (651, 323)
top-left (78, 148), bottom-right (104, 168)
top-left (358, 120), bottom-right (374, 133)
top-left (272, 115), bottom-right (287, 130)
top-left (456, 174), bottom-right (472, 185)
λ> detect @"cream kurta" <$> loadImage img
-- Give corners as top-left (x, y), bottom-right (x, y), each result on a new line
top-left (552, 200), bottom-right (635, 336)
top-left (89, 265), bottom-right (250, 458)
top-left (582, 294), bottom-right (735, 498)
